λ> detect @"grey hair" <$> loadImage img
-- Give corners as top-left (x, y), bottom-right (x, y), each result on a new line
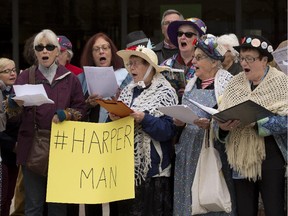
top-left (208, 58), bottom-right (223, 69)
top-left (66, 49), bottom-right (74, 60)
top-left (33, 29), bottom-right (60, 51)
top-left (161, 9), bottom-right (184, 25)
top-left (217, 33), bottom-right (240, 62)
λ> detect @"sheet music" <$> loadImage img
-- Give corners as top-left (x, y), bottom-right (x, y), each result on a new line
top-left (83, 66), bottom-right (119, 98)
top-left (13, 84), bottom-right (54, 106)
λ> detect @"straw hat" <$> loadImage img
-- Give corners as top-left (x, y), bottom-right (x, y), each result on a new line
top-left (117, 46), bottom-right (169, 73)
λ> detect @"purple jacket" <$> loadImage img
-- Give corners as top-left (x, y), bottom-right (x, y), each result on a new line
top-left (15, 65), bottom-right (86, 164)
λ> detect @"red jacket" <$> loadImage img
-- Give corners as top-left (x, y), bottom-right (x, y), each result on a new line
top-left (65, 63), bottom-right (83, 76)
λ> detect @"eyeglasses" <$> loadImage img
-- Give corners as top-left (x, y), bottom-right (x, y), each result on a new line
top-left (238, 56), bottom-right (260, 63)
top-left (126, 60), bottom-right (144, 69)
top-left (0, 68), bottom-right (17, 74)
top-left (194, 55), bottom-right (208, 61)
top-left (35, 44), bottom-right (57, 52)
top-left (92, 44), bottom-right (111, 53)
top-left (177, 31), bottom-right (197, 38)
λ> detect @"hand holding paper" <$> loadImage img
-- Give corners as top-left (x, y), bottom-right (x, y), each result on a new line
top-left (95, 99), bottom-right (133, 118)
top-left (187, 99), bottom-right (273, 126)
top-left (83, 66), bottom-right (119, 98)
top-left (13, 84), bottom-right (54, 106)
top-left (158, 105), bottom-right (199, 125)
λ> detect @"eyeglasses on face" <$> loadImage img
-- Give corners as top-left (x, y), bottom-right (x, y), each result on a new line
top-left (0, 67), bottom-right (17, 74)
top-left (92, 44), bottom-right (111, 53)
top-left (35, 44), bottom-right (57, 52)
top-left (126, 60), bottom-right (144, 69)
top-left (194, 55), bottom-right (208, 61)
top-left (238, 56), bottom-right (260, 63)
top-left (177, 31), bottom-right (197, 38)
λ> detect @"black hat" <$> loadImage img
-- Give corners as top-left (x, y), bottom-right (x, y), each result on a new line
top-left (126, 31), bottom-right (149, 49)
top-left (234, 35), bottom-right (274, 62)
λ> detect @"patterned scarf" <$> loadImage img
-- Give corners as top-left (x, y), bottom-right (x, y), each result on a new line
top-left (119, 73), bottom-right (178, 185)
top-left (219, 66), bottom-right (288, 181)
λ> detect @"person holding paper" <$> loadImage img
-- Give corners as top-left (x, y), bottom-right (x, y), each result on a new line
top-left (172, 34), bottom-right (236, 215)
top-left (0, 58), bottom-right (20, 216)
top-left (6, 29), bottom-right (86, 216)
top-left (79, 33), bottom-right (133, 216)
top-left (161, 17), bottom-right (207, 102)
top-left (108, 46), bottom-right (178, 215)
top-left (216, 35), bottom-right (287, 216)
top-left (79, 32), bottom-right (132, 125)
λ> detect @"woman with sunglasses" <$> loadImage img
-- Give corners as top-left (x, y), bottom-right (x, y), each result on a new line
top-left (173, 34), bottom-right (236, 215)
top-left (161, 17), bottom-right (207, 103)
top-left (216, 35), bottom-right (287, 216)
top-left (0, 58), bottom-right (20, 216)
top-left (7, 29), bottom-right (86, 216)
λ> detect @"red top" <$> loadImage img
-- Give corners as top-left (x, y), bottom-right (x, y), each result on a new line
top-left (65, 63), bottom-right (83, 76)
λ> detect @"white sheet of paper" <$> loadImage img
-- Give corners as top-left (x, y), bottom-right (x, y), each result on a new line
top-left (158, 105), bottom-right (199, 124)
top-left (13, 84), bottom-right (54, 106)
top-left (272, 46), bottom-right (288, 74)
top-left (187, 99), bottom-right (219, 115)
top-left (83, 66), bottom-right (119, 98)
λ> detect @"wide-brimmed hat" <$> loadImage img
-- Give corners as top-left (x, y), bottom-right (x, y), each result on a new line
top-left (126, 31), bottom-right (149, 49)
top-left (168, 17), bottom-right (207, 47)
top-left (57, 35), bottom-right (72, 51)
top-left (195, 34), bottom-right (226, 62)
top-left (234, 35), bottom-right (274, 62)
top-left (117, 46), bottom-right (169, 73)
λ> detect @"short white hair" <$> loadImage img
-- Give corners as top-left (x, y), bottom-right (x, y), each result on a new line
top-left (34, 29), bottom-right (60, 51)
top-left (217, 33), bottom-right (239, 59)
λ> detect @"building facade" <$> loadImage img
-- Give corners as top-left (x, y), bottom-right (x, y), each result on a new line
top-left (0, 0), bottom-right (287, 69)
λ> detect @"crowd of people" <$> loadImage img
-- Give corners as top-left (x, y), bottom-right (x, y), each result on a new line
top-left (0, 8), bottom-right (287, 216)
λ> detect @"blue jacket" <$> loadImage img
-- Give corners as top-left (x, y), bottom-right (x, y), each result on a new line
top-left (141, 112), bottom-right (176, 177)
top-left (257, 115), bottom-right (287, 163)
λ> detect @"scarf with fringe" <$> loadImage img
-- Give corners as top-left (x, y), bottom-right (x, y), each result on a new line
top-left (119, 73), bottom-right (178, 185)
top-left (219, 66), bottom-right (288, 181)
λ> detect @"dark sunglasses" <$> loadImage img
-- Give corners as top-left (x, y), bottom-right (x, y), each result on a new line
top-left (177, 31), bottom-right (197, 38)
top-left (35, 44), bottom-right (57, 52)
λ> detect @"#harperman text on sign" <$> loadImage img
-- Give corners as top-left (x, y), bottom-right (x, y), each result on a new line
top-left (46, 117), bottom-right (135, 204)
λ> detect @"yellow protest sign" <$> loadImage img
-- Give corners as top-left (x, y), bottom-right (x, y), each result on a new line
top-left (46, 117), bottom-right (134, 204)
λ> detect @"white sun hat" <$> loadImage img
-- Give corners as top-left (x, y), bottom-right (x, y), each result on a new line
top-left (117, 45), bottom-right (169, 73)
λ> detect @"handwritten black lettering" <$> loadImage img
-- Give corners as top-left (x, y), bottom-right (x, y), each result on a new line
top-left (54, 130), bottom-right (68, 150)
top-left (72, 128), bottom-right (85, 153)
top-left (80, 166), bottom-right (117, 189)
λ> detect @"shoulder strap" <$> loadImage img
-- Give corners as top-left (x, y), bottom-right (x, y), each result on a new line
top-left (28, 65), bottom-right (36, 84)
top-left (28, 65), bottom-right (37, 127)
